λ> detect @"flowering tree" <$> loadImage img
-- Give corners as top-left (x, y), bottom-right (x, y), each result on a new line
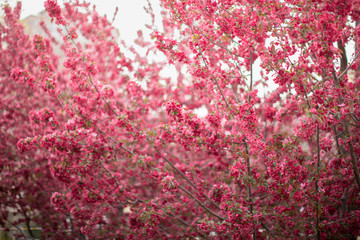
top-left (1, 0), bottom-right (360, 239)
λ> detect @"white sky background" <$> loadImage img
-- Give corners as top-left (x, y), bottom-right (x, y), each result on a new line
top-left (5, 0), bottom-right (177, 93)
top-left (3, 0), bottom-right (209, 115)
top-left (3, 0), bottom-right (357, 117)
top-left (5, 0), bottom-right (163, 45)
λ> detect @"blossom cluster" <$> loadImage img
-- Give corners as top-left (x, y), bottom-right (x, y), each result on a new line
top-left (1, 0), bottom-right (360, 239)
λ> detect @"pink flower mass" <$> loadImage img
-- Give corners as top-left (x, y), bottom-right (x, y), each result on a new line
top-left (1, 0), bottom-right (360, 239)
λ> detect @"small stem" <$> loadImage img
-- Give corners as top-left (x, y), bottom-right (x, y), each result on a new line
top-left (332, 72), bottom-right (360, 190)
top-left (245, 141), bottom-right (256, 240)
top-left (340, 187), bottom-right (349, 218)
top-left (344, 121), bottom-right (360, 190)
top-left (17, 194), bottom-right (34, 238)
top-left (260, 221), bottom-right (276, 239)
top-left (178, 185), bottom-right (225, 221)
top-left (332, 126), bottom-right (343, 156)
top-left (155, 148), bottom-right (220, 210)
top-left (250, 50), bottom-right (253, 91)
top-left (336, 49), bottom-right (360, 80)
top-left (315, 126), bottom-right (321, 240)
top-left (170, 214), bottom-right (209, 240)
top-left (247, 48), bottom-right (256, 240)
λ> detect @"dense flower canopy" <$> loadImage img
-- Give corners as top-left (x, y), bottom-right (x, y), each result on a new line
top-left (1, 0), bottom-right (360, 239)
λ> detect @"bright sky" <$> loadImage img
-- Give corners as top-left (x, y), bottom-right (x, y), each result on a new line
top-left (6, 0), bottom-right (163, 45)
top-left (8, 0), bottom-right (356, 115)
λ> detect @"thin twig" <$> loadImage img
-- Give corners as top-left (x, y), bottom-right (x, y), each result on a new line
top-left (178, 185), bottom-right (225, 221)
top-left (336, 50), bottom-right (360, 80)
top-left (315, 126), bottom-right (321, 240)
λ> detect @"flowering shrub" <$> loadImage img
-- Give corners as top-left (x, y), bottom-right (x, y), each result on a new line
top-left (1, 0), bottom-right (360, 239)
